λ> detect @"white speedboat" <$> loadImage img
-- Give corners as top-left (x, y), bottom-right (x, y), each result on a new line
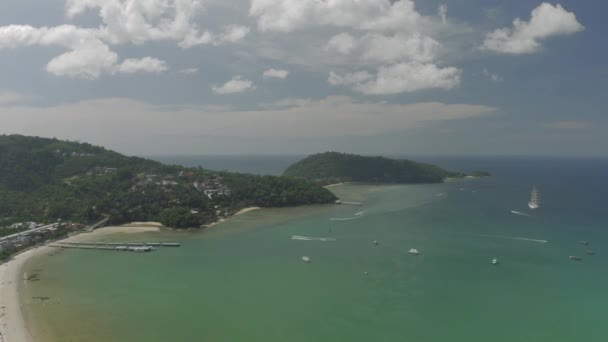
top-left (492, 258), bottom-right (499, 265)
top-left (408, 248), bottom-right (420, 255)
top-left (302, 256), bottom-right (311, 263)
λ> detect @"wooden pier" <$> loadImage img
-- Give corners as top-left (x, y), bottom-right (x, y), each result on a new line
top-left (49, 241), bottom-right (181, 253)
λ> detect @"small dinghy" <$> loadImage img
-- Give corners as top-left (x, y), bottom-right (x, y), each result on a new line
top-left (302, 256), bottom-right (311, 263)
top-left (580, 241), bottom-right (589, 245)
top-left (408, 248), bottom-right (420, 255)
top-left (586, 250), bottom-right (594, 255)
top-left (492, 258), bottom-right (499, 265)
top-left (569, 256), bottom-right (582, 261)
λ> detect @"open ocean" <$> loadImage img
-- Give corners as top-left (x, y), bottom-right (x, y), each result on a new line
top-left (22, 156), bottom-right (608, 342)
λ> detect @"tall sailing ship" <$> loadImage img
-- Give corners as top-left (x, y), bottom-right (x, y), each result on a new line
top-left (528, 186), bottom-right (540, 209)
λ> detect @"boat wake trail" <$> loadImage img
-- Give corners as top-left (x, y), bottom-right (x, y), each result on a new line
top-left (291, 236), bottom-right (336, 242)
top-left (479, 234), bottom-right (547, 243)
top-left (355, 211), bottom-right (366, 216)
top-left (329, 216), bottom-right (361, 221)
top-left (510, 210), bottom-right (531, 217)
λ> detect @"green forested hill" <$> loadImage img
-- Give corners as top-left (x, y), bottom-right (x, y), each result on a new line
top-left (0, 135), bottom-right (336, 231)
top-left (0, 135), bottom-right (164, 191)
top-left (283, 152), bottom-right (463, 184)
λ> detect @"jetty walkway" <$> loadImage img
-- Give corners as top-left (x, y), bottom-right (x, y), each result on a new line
top-left (49, 241), bottom-right (180, 253)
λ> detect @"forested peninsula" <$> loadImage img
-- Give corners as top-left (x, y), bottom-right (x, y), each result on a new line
top-left (283, 152), bottom-right (485, 185)
top-left (0, 135), bottom-right (337, 234)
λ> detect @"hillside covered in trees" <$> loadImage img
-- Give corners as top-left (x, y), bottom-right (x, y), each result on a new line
top-left (283, 152), bottom-right (469, 185)
top-left (0, 135), bottom-right (337, 232)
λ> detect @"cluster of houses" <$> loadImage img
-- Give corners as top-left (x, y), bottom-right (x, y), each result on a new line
top-left (0, 222), bottom-right (64, 253)
top-left (134, 171), bottom-right (233, 199)
top-left (135, 173), bottom-right (179, 187)
top-left (193, 179), bottom-right (231, 199)
top-left (53, 149), bottom-right (95, 158)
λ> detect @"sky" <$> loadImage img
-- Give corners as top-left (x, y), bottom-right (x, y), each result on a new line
top-left (0, 0), bottom-right (605, 156)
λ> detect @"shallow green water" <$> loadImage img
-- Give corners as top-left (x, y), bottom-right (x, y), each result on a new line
top-left (22, 162), bottom-right (608, 341)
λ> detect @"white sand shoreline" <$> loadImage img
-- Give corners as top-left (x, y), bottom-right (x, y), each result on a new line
top-left (203, 207), bottom-right (261, 229)
top-left (323, 182), bottom-right (346, 188)
top-left (234, 207), bottom-right (261, 216)
top-left (0, 246), bottom-right (48, 342)
top-left (0, 223), bottom-right (163, 342)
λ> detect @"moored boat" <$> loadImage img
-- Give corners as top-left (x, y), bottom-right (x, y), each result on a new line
top-left (302, 256), bottom-right (311, 263)
top-left (408, 248), bottom-right (420, 255)
top-left (569, 256), bottom-right (582, 261)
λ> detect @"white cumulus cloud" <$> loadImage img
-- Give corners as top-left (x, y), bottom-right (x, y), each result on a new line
top-left (250, 0), bottom-right (421, 33)
top-left (0, 0), bottom-right (246, 79)
top-left (482, 3), bottom-right (583, 54)
top-left (249, 0), bottom-right (461, 95)
top-left (117, 57), bottom-right (168, 74)
top-left (212, 76), bottom-right (255, 94)
top-left (45, 40), bottom-right (118, 79)
top-left (325, 33), bottom-right (357, 54)
top-left (329, 63), bottom-right (461, 95)
top-left (218, 25), bottom-right (250, 43)
top-left (326, 32), bottom-right (439, 64)
top-left (263, 68), bottom-right (289, 79)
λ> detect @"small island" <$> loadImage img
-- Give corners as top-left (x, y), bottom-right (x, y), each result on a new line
top-left (283, 152), bottom-right (487, 185)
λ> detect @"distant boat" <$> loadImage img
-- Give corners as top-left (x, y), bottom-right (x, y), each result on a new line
top-left (528, 186), bottom-right (540, 209)
top-left (408, 248), bottom-right (420, 255)
top-left (492, 258), bottom-right (499, 265)
top-left (302, 256), bottom-right (311, 263)
top-left (580, 241), bottom-right (589, 246)
top-left (569, 256), bottom-right (582, 261)
top-left (586, 250), bottom-right (594, 255)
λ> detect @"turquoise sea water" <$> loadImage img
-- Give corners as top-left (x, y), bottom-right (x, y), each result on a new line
top-left (22, 157), bottom-right (608, 341)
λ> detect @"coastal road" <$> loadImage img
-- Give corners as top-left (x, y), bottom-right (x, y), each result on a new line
top-left (0, 223), bottom-right (59, 242)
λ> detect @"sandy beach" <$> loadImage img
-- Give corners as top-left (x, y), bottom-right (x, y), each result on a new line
top-left (0, 223), bottom-right (163, 342)
top-left (0, 246), bottom-right (48, 342)
top-left (203, 207), bottom-right (261, 228)
top-left (323, 182), bottom-right (345, 188)
top-left (234, 207), bottom-right (261, 216)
